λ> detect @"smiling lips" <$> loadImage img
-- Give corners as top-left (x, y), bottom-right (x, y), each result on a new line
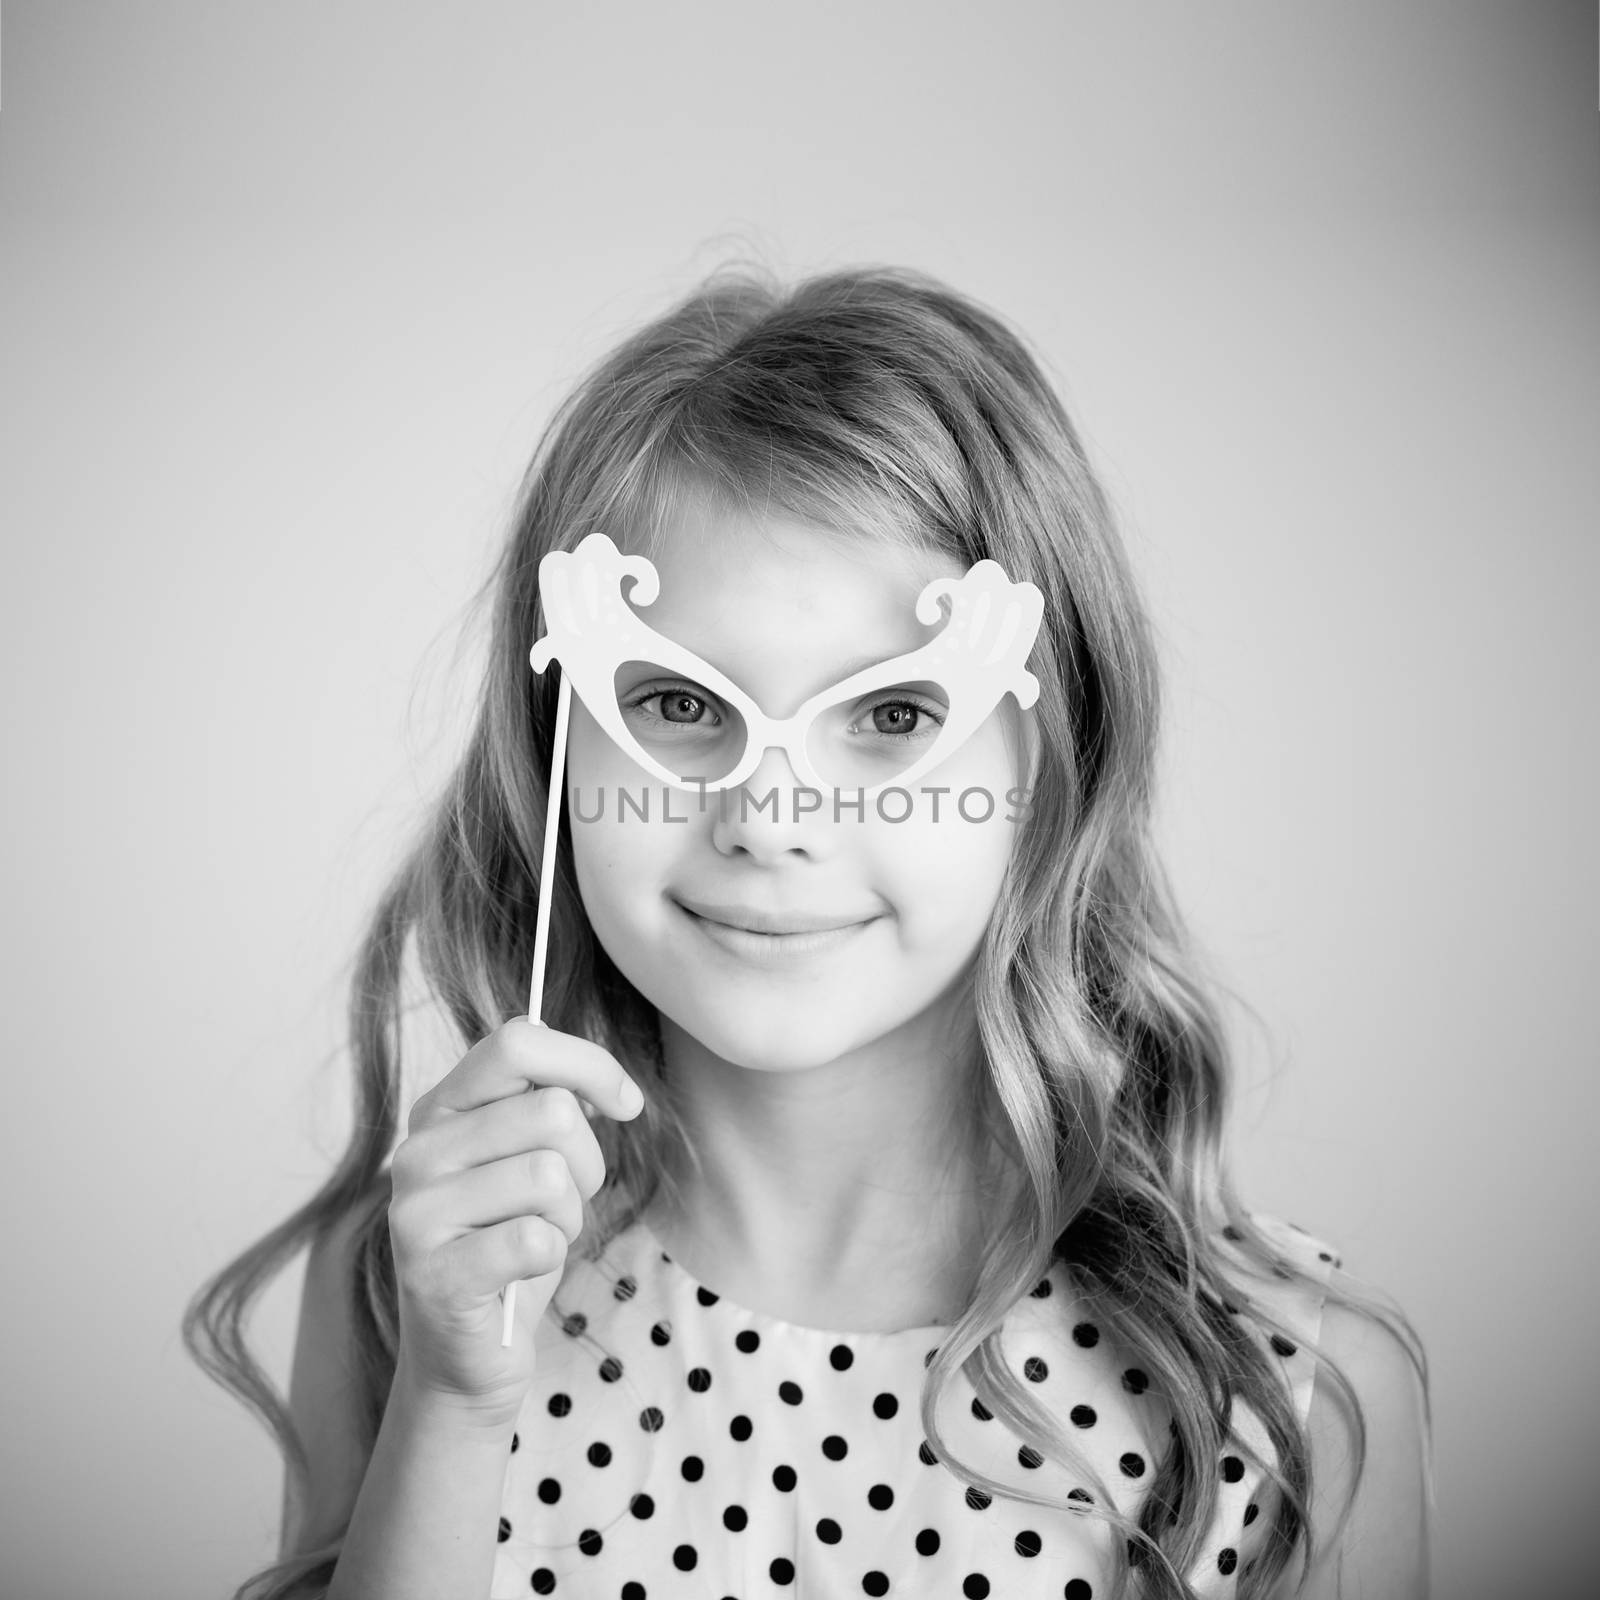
top-left (674, 896), bottom-right (880, 936)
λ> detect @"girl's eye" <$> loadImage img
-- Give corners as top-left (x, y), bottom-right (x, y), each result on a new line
top-left (622, 682), bottom-right (723, 729)
top-left (855, 694), bottom-right (945, 741)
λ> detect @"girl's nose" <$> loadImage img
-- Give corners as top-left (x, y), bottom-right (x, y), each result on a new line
top-left (709, 741), bottom-right (832, 860)
top-left (741, 740), bottom-right (807, 795)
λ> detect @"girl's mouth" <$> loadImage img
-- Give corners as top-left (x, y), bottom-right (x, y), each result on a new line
top-left (674, 900), bottom-right (880, 963)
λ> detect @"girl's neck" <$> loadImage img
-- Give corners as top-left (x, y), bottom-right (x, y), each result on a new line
top-left (639, 1000), bottom-right (1009, 1331)
top-left (636, 1109), bottom-right (1016, 1334)
top-left (639, 1179), bottom-right (991, 1334)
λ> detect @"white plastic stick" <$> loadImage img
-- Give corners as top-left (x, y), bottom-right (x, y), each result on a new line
top-left (500, 668), bottom-right (573, 1348)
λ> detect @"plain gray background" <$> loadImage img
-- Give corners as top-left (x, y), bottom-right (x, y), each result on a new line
top-left (1, 4), bottom-right (1595, 1597)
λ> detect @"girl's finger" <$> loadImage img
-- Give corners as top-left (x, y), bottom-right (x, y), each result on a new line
top-left (409, 1017), bottom-right (644, 1131)
top-left (437, 1212), bottom-right (571, 1303)
top-left (416, 1147), bottom-right (587, 1247)
top-left (401, 1084), bottom-right (610, 1201)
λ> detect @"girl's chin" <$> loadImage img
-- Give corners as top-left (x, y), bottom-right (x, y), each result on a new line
top-left (672, 1035), bottom-right (865, 1076)
top-left (654, 998), bottom-right (873, 1073)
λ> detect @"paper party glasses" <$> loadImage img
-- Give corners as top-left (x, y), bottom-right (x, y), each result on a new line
top-left (528, 531), bottom-right (1044, 798)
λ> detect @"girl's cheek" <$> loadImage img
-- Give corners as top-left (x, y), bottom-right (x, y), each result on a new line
top-left (866, 742), bottom-right (1022, 905)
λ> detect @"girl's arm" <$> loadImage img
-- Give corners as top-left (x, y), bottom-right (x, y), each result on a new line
top-left (282, 1210), bottom-right (520, 1600)
top-left (324, 1368), bottom-right (518, 1600)
top-left (1295, 1294), bottom-right (1432, 1599)
top-left (279, 1211), bottom-right (373, 1557)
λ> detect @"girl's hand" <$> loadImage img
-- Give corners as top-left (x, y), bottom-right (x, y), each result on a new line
top-left (386, 1016), bottom-right (645, 1425)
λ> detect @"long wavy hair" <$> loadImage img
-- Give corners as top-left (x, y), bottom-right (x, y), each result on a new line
top-left (184, 260), bottom-right (1428, 1599)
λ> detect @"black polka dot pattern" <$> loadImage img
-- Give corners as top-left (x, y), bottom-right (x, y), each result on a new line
top-left (487, 1211), bottom-right (1339, 1597)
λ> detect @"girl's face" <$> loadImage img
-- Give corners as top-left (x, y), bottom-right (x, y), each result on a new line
top-left (564, 506), bottom-right (1035, 1076)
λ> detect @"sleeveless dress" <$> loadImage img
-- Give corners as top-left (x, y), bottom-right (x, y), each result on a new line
top-left (488, 1212), bottom-right (1338, 1599)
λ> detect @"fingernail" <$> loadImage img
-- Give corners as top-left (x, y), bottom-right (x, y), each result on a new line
top-left (621, 1078), bottom-right (645, 1115)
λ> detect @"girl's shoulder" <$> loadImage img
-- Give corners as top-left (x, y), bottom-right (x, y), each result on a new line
top-left (1232, 1209), bottom-right (1343, 1284)
top-left (1303, 1264), bottom-right (1432, 1595)
top-left (1228, 1213), bottom-right (1433, 1597)
top-left (1221, 1211), bottom-right (1344, 1427)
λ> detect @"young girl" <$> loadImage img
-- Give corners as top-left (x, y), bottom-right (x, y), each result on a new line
top-left (186, 263), bottom-right (1431, 1600)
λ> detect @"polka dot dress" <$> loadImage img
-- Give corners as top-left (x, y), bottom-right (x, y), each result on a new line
top-left (490, 1212), bottom-right (1337, 1598)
